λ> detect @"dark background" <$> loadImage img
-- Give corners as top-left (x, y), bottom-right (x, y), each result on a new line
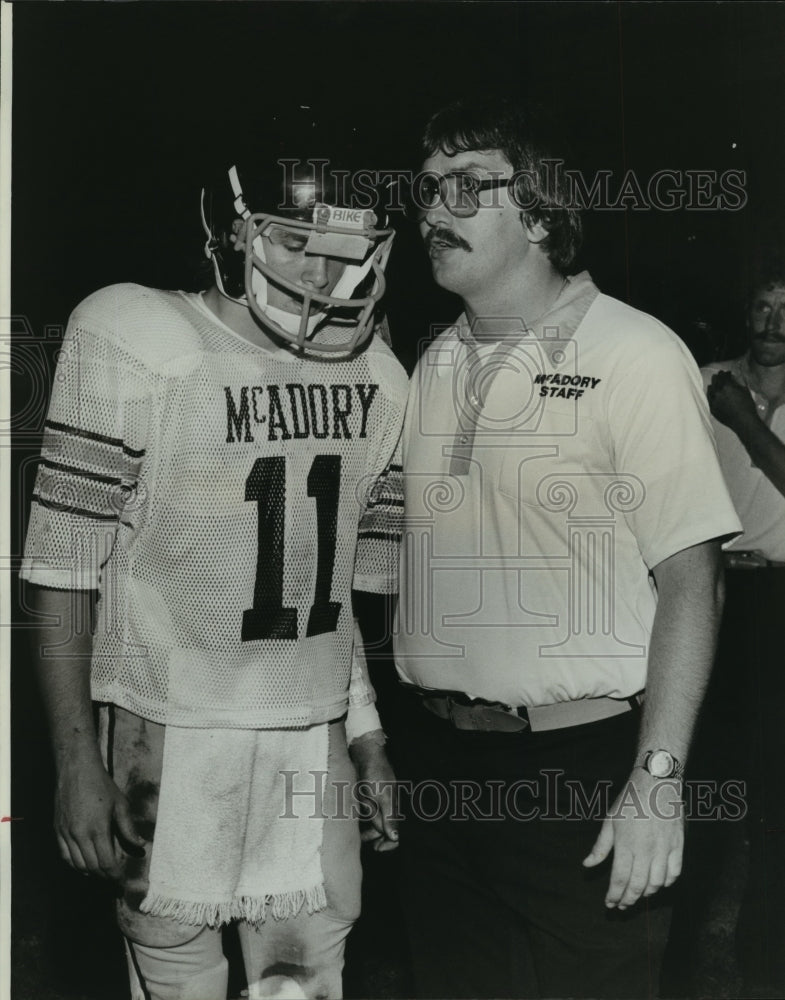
top-left (8, 2), bottom-right (785, 997)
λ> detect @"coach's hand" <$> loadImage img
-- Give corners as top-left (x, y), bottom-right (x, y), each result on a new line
top-left (582, 769), bottom-right (684, 910)
top-left (350, 730), bottom-right (400, 853)
top-left (54, 750), bottom-right (146, 880)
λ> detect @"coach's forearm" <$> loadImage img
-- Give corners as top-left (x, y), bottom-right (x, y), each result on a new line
top-left (29, 585), bottom-right (101, 771)
top-left (637, 540), bottom-right (725, 763)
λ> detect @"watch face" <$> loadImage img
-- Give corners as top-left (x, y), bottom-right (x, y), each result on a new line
top-left (648, 750), bottom-right (674, 778)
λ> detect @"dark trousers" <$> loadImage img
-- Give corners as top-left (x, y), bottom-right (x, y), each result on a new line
top-left (666, 567), bottom-right (785, 996)
top-left (733, 569), bottom-right (785, 994)
top-left (395, 696), bottom-right (671, 999)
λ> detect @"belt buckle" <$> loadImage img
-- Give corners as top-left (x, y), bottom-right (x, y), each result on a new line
top-left (487, 699), bottom-right (530, 729)
top-left (724, 549), bottom-right (769, 569)
top-left (454, 695), bottom-right (531, 733)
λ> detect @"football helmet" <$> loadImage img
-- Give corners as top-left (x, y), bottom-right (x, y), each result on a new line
top-left (201, 154), bottom-right (394, 357)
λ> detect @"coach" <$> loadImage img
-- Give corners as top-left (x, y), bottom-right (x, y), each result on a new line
top-left (392, 97), bottom-right (741, 999)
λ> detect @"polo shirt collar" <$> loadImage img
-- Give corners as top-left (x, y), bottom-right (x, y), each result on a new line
top-left (455, 270), bottom-right (599, 347)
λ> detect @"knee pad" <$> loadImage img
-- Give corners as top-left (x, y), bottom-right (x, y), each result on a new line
top-left (239, 915), bottom-right (350, 1000)
top-left (125, 932), bottom-right (228, 1000)
top-left (247, 975), bottom-right (308, 999)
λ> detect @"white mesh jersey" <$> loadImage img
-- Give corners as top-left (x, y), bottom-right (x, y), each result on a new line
top-left (22, 284), bottom-right (407, 729)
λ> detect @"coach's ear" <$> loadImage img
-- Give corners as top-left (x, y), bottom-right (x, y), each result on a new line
top-left (521, 212), bottom-right (549, 246)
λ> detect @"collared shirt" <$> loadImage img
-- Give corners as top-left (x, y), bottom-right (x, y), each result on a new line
top-left (394, 273), bottom-right (741, 707)
top-left (702, 356), bottom-right (785, 562)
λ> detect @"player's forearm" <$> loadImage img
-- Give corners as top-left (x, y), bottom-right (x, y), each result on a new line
top-left (636, 541), bottom-right (724, 764)
top-left (732, 411), bottom-right (785, 498)
top-left (346, 613), bottom-right (384, 744)
top-left (29, 585), bottom-right (101, 771)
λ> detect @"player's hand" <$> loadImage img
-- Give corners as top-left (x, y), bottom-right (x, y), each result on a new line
top-left (350, 730), bottom-right (400, 852)
top-left (582, 769), bottom-right (683, 910)
top-left (706, 370), bottom-right (760, 432)
top-left (54, 751), bottom-right (146, 880)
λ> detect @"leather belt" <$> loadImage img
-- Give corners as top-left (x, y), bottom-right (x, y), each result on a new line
top-left (413, 687), bottom-right (640, 734)
top-left (724, 550), bottom-right (785, 570)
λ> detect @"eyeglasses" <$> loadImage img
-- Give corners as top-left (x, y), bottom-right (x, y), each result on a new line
top-left (412, 172), bottom-right (514, 218)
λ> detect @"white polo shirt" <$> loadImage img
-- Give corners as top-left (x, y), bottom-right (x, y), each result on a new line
top-left (702, 357), bottom-right (785, 562)
top-left (394, 273), bottom-right (741, 707)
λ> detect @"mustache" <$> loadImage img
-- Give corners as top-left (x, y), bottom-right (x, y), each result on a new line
top-left (425, 228), bottom-right (473, 253)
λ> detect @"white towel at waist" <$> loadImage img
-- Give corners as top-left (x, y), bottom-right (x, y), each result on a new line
top-left (140, 722), bottom-right (328, 928)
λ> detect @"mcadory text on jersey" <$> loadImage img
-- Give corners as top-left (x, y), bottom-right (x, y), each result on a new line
top-left (224, 383), bottom-right (380, 443)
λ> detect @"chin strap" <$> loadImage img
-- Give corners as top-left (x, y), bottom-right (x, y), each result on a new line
top-left (200, 186), bottom-right (244, 305)
top-left (227, 166), bottom-right (273, 312)
top-left (201, 167), bottom-right (274, 314)
top-left (330, 232), bottom-right (392, 303)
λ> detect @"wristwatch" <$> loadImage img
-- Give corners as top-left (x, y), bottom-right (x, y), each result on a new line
top-left (638, 749), bottom-right (684, 781)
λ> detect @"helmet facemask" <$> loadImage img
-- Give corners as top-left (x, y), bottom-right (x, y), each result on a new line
top-left (201, 162), bottom-right (394, 358)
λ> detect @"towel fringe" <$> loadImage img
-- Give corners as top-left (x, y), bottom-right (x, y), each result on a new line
top-left (140, 883), bottom-right (327, 929)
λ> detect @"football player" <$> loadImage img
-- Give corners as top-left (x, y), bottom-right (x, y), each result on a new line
top-left (21, 130), bottom-right (408, 1000)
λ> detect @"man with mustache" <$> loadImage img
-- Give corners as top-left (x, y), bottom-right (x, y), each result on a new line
top-left (698, 261), bottom-right (785, 996)
top-left (391, 97), bottom-right (741, 998)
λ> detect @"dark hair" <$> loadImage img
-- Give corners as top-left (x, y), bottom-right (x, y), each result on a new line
top-left (748, 252), bottom-right (785, 300)
top-left (422, 98), bottom-right (582, 273)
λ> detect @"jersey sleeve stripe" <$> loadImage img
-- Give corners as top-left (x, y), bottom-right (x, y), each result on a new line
top-left (39, 458), bottom-right (124, 486)
top-left (357, 530), bottom-right (401, 542)
top-left (32, 492), bottom-right (131, 526)
top-left (45, 419), bottom-right (146, 458)
top-left (40, 434), bottom-right (143, 481)
top-left (366, 495), bottom-right (404, 509)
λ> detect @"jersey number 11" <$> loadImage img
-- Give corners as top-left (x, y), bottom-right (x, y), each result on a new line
top-left (242, 454), bottom-right (342, 642)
